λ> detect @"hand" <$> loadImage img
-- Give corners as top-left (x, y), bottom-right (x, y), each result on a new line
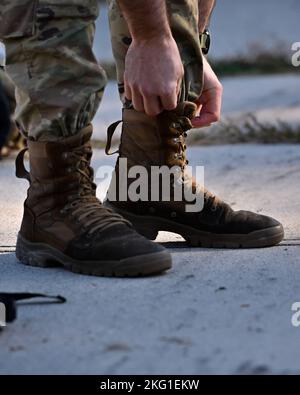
top-left (124, 35), bottom-right (184, 117)
top-left (191, 57), bottom-right (223, 128)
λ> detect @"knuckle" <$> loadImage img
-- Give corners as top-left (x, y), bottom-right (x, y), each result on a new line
top-left (133, 103), bottom-right (143, 112)
top-left (131, 81), bottom-right (139, 90)
top-left (216, 82), bottom-right (223, 93)
top-left (160, 87), bottom-right (170, 96)
top-left (142, 87), bottom-right (152, 97)
top-left (147, 109), bottom-right (160, 117)
top-left (165, 101), bottom-right (177, 110)
top-left (161, 83), bottom-right (176, 97)
top-left (211, 113), bottom-right (220, 122)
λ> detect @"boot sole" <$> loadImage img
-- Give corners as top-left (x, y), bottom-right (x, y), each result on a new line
top-left (15, 233), bottom-right (172, 277)
top-left (104, 203), bottom-right (284, 249)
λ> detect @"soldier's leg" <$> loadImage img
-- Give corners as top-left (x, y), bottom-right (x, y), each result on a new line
top-left (0, 64), bottom-right (22, 155)
top-left (0, 68), bottom-right (10, 151)
top-left (0, 0), bottom-right (106, 141)
top-left (105, 0), bottom-right (284, 249)
top-left (0, 65), bottom-right (16, 117)
top-left (107, 0), bottom-right (203, 104)
top-left (0, 1), bottom-right (172, 277)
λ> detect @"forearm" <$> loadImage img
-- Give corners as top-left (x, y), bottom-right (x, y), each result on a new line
top-left (118, 0), bottom-right (172, 41)
top-left (198, 0), bottom-right (215, 32)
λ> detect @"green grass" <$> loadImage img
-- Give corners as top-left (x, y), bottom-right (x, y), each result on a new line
top-left (211, 55), bottom-right (292, 77)
top-left (102, 55), bottom-right (294, 80)
top-left (188, 114), bottom-right (300, 145)
top-left (101, 41), bottom-right (295, 79)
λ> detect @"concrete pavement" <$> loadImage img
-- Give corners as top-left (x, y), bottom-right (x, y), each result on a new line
top-left (0, 144), bottom-right (299, 374)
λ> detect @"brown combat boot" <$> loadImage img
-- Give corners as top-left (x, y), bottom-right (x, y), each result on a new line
top-left (15, 125), bottom-right (172, 277)
top-left (104, 103), bottom-right (284, 248)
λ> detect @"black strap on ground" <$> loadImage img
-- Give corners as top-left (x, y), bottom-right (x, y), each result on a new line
top-left (0, 292), bottom-right (66, 325)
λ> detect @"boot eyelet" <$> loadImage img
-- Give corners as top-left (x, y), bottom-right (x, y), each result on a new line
top-left (171, 122), bottom-right (180, 129)
top-left (149, 207), bottom-right (156, 214)
top-left (211, 206), bottom-right (217, 212)
top-left (175, 154), bottom-right (183, 160)
top-left (171, 212), bottom-right (177, 218)
top-left (62, 152), bottom-right (68, 160)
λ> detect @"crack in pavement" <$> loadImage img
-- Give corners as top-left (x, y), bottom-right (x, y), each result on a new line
top-left (1, 239), bottom-right (300, 254)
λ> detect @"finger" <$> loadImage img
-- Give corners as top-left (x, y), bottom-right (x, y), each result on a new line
top-left (176, 78), bottom-right (182, 99)
top-left (191, 107), bottom-right (220, 127)
top-left (191, 115), bottom-right (213, 128)
top-left (193, 102), bottom-right (202, 116)
top-left (160, 89), bottom-right (177, 111)
top-left (209, 84), bottom-right (222, 112)
top-left (208, 87), bottom-right (222, 121)
top-left (124, 77), bottom-right (132, 102)
top-left (143, 95), bottom-right (163, 117)
top-left (192, 88), bottom-right (222, 128)
top-left (132, 90), bottom-right (144, 112)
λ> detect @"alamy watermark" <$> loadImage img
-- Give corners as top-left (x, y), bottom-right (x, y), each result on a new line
top-left (0, 302), bottom-right (6, 327)
top-left (291, 42), bottom-right (300, 67)
top-left (96, 159), bottom-right (205, 213)
top-left (291, 302), bottom-right (300, 327)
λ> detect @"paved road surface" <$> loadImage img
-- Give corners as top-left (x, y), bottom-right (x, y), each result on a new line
top-left (0, 144), bottom-right (299, 374)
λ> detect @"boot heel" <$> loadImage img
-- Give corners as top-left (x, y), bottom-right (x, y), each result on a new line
top-left (16, 234), bottom-right (58, 268)
top-left (133, 225), bottom-right (159, 240)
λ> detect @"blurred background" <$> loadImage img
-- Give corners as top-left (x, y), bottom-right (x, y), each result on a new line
top-left (93, 0), bottom-right (300, 146)
top-left (0, 0), bottom-right (299, 156)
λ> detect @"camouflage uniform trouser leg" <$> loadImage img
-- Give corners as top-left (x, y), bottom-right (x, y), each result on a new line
top-left (107, 0), bottom-right (203, 105)
top-left (0, 66), bottom-right (16, 116)
top-left (0, 65), bottom-right (20, 149)
top-left (0, 0), bottom-right (106, 141)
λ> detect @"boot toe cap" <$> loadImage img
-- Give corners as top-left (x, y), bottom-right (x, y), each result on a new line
top-left (229, 210), bottom-right (283, 234)
top-left (69, 224), bottom-right (167, 261)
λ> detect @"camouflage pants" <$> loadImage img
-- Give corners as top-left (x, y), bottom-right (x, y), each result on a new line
top-left (0, 0), bottom-right (202, 141)
top-left (0, 65), bottom-right (20, 151)
top-left (0, 66), bottom-right (16, 118)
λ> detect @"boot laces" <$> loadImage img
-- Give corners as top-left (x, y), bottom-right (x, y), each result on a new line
top-left (204, 190), bottom-right (219, 212)
top-left (174, 117), bottom-right (192, 163)
top-left (62, 145), bottom-right (131, 236)
top-left (172, 117), bottom-right (220, 212)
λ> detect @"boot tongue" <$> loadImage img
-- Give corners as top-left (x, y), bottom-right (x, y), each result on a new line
top-left (175, 101), bottom-right (198, 120)
top-left (80, 125), bottom-right (93, 144)
top-left (64, 124), bottom-right (93, 147)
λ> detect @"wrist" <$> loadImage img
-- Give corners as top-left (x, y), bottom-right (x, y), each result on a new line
top-left (131, 29), bottom-right (172, 44)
